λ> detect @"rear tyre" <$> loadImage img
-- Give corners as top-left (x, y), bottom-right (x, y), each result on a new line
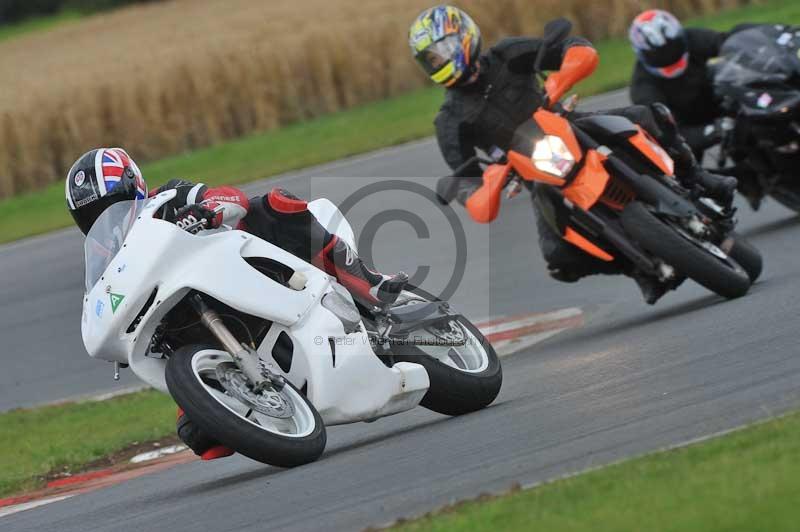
top-left (388, 287), bottom-right (502, 416)
top-left (724, 233), bottom-right (763, 283)
top-left (166, 345), bottom-right (326, 468)
top-left (620, 202), bottom-right (750, 299)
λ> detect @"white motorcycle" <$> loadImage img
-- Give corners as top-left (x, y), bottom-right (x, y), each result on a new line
top-left (81, 189), bottom-right (501, 467)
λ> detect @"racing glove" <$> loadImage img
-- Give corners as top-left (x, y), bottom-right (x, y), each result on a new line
top-left (175, 202), bottom-right (223, 233)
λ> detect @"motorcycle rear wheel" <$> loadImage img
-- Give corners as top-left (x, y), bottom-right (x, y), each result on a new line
top-left (166, 345), bottom-right (326, 468)
top-left (620, 202), bottom-right (751, 299)
top-left (386, 287), bottom-right (502, 416)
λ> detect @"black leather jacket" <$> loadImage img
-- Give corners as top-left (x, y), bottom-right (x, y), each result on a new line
top-left (435, 35), bottom-right (593, 178)
top-left (629, 25), bottom-right (756, 151)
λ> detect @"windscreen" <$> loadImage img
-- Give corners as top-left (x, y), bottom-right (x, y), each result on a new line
top-left (712, 53), bottom-right (788, 87)
top-left (714, 26), bottom-right (800, 87)
top-left (84, 199), bottom-right (143, 292)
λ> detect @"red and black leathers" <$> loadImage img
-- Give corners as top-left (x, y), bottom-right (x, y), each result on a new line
top-left (156, 181), bottom-right (408, 460)
top-left (150, 180), bottom-right (407, 307)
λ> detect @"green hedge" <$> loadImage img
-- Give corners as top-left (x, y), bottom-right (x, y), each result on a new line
top-left (0, 0), bottom-right (162, 25)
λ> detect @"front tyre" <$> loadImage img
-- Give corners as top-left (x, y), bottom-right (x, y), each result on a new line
top-left (166, 345), bottom-right (326, 468)
top-left (723, 232), bottom-right (763, 283)
top-left (388, 288), bottom-right (502, 416)
top-left (621, 202), bottom-right (751, 299)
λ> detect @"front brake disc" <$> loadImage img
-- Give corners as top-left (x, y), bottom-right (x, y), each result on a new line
top-left (215, 362), bottom-right (295, 418)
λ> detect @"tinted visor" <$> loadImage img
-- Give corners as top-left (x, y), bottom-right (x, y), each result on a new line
top-left (415, 34), bottom-right (461, 75)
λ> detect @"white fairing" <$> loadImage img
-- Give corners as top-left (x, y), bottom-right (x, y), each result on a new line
top-left (81, 191), bottom-right (428, 425)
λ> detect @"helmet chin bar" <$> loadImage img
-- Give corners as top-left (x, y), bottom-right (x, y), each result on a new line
top-left (643, 52), bottom-right (689, 79)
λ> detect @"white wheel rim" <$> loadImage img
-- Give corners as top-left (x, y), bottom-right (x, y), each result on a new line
top-left (190, 350), bottom-right (316, 438)
top-left (416, 321), bottom-right (490, 373)
top-left (394, 294), bottom-right (490, 373)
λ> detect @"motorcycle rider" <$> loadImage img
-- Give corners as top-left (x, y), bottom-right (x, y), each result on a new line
top-left (66, 147), bottom-right (409, 460)
top-left (410, 5), bottom-right (737, 303)
top-left (628, 9), bottom-right (756, 158)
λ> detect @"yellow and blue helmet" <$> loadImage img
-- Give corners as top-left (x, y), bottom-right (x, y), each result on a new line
top-left (409, 5), bottom-right (482, 87)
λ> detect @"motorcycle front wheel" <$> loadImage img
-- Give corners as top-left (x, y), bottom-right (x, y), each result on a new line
top-left (166, 345), bottom-right (326, 468)
top-left (722, 232), bottom-right (763, 283)
top-left (620, 201), bottom-right (751, 299)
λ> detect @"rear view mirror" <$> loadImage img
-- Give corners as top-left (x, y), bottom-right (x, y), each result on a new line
top-left (535, 18), bottom-right (574, 73)
top-left (543, 18), bottom-right (573, 46)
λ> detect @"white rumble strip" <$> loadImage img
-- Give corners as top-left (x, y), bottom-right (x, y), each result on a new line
top-left (0, 496), bottom-right (75, 519)
top-left (129, 445), bottom-right (188, 464)
top-left (477, 307), bottom-right (584, 357)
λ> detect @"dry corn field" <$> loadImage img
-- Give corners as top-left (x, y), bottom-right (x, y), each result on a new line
top-left (0, 0), bottom-right (752, 198)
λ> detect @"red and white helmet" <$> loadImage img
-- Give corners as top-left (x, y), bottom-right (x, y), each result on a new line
top-left (629, 10), bottom-right (689, 79)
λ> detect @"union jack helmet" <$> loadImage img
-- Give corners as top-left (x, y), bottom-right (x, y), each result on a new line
top-left (66, 147), bottom-right (147, 235)
top-left (629, 10), bottom-right (689, 79)
top-left (409, 5), bottom-right (482, 87)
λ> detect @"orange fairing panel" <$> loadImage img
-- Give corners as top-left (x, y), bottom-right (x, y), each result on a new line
top-left (563, 149), bottom-right (610, 210)
top-left (563, 227), bottom-right (614, 262)
top-left (508, 150), bottom-right (566, 186)
top-left (544, 46), bottom-right (599, 104)
top-left (629, 126), bottom-right (675, 176)
top-left (466, 163), bottom-right (510, 223)
top-left (534, 110), bottom-right (582, 162)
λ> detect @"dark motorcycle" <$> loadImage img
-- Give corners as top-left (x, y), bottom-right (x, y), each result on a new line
top-left (709, 24), bottom-right (800, 211)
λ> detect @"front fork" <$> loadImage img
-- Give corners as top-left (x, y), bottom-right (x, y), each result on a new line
top-left (190, 294), bottom-right (285, 391)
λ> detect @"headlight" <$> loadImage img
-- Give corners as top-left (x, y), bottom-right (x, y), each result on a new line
top-left (532, 135), bottom-right (576, 178)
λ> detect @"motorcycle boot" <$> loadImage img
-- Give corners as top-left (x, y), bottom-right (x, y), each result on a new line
top-left (314, 236), bottom-right (409, 307)
top-left (631, 271), bottom-right (669, 305)
top-left (650, 103), bottom-right (737, 208)
top-left (177, 408), bottom-right (234, 460)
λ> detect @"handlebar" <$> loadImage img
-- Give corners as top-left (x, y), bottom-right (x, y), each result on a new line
top-left (181, 204), bottom-right (225, 233)
top-left (437, 155), bottom-right (492, 204)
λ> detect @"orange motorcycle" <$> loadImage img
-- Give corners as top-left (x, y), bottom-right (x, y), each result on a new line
top-left (442, 19), bottom-right (762, 300)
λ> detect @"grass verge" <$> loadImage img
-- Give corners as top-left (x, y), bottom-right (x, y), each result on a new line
top-left (0, 87), bottom-right (444, 243)
top-left (0, 12), bottom-right (81, 42)
top-left (394, 411), bottom-right (800, 532)
top-left (0, 389), bottom-right (174, 498)
top-left (1, 0), bottom-right (797, 245)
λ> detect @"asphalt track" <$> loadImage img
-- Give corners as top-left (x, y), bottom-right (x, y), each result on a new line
top-left (3, 89), bottom-right (800, 530)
